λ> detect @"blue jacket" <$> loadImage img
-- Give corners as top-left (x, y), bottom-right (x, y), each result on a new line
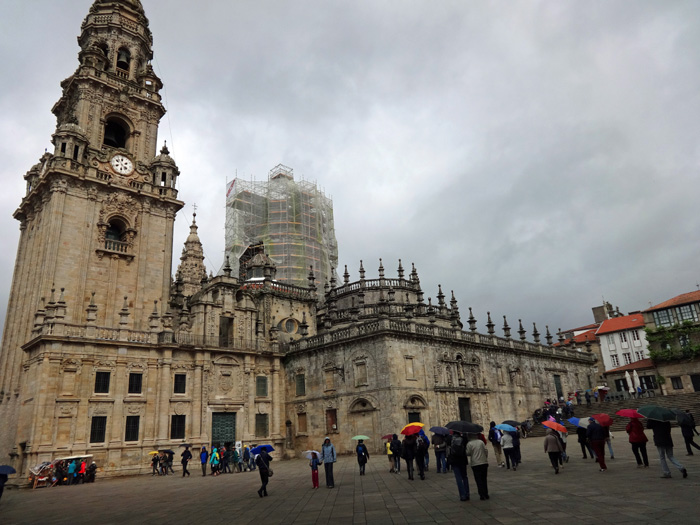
top-left (200, 449), bottom-right (208, 464)
top-left (321, 440), bottom-right (336, 463)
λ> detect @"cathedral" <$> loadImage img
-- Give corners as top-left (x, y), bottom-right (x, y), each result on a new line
top-left (0, 0), bottom-right (596, 480)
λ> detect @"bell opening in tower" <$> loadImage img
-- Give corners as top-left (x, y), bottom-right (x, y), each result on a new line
top-left (103, 119), bottom-right (128, 149)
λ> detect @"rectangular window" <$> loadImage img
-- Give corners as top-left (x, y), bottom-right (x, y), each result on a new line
top-left (355, 362), bottom-right (368, 387)
top-left (90, 416), bottom-right (107, 443)
top-left (94, 371), bottom-right (110, 394)
top-left (124, 415), bottom-right (140, 442)
top-left (255, 414), bottom-right (269, 437)
top-left (173, 374), bottom-right (186, 394)
top-left (614, 378), bottom-right (627, 392)
top-left (623, 353), bottom-right (632, 365)
top-left (631, 330), bottom-right (640, 342)
top-left (256, 376), bottom-right (268, 397)
top-left (324, 369), bottom-right (335, 391)
top-left (677, 305), bottom-right (698, 323)
top-left (170, 415), bottom-right (186, 439)
top-left (408, 411), bottom-right (422, 423)
top-left (405, 357), bottom-right (415, 379)
top-left (671, 376), bottom-right (684, 390)
top-left (60, 142), bottom-right (67, 154)
top-left (610, 355), bottom-right (620, 367)
top-left (635, 350), bottom-right (644, 361)
top-left (128, 373), bottom-right (142, 394)
top-left (325, 409), bottom-right (337, 434)
top-left (297, 412), bottom-right (307, 433)
top-left (680, 335), bottom-right (690, 349)
top-left (607, 334), bottom-right (616, 349)
top-left (653, 310), bottom-right (673, 327)
top-left (619, 332), bottom-right (628, 343)
top-left (295, 374), bottom-right (305, 396)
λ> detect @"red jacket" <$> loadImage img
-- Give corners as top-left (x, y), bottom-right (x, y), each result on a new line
top-left (626, 418), bottom-right (648, 443)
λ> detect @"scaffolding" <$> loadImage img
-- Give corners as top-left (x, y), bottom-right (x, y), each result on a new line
top-left (225, 164), bottom-right (338, 289)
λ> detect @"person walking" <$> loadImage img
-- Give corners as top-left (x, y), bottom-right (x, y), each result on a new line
top-left (386, 438), bottom-right (394, 472)
top-left (625, 417), bottom-right (649, 468)
top-left (210, 447), bottom-right (220, 476)
top-left (356, 439), bottom-right (370, 475)
top-left (500, 431), bottom-right (517, 470)
top-left (320, 437), bottom-right (336, 488)
top-left (309, 451), bottom-right (320, 488)
top-left (200, 446), bottom-right (208, 477)
top-left (433, 432), bottom-right (448, 473)
top-left (647, 419), bottom-right (687, 479)
top-left (585, 390), bottom-right (591, 407)
top-left (604, 427), bottom-right (615, 459)
top-left (447, 431), bottom-right (470, 501)
top-left (221, 446), bottom-right (231, 473)
top-left (419, 430), bottom-right (430, 473)
top-left (587, 418), bottom-right (608, 472)
top-left (243, 446), bottom-right (250, 472)
top-left (577, 425), bottom-right (594, 459)
top-left (680, 410), bottom-right (700, 456)
top-left (390, 434), bottom-right (402, 473)
top-left (255, 446), bottom-right (273, 497)
top-left (544, 428), bottom-right (564, 474)
top-left (487, 422), bottom-right (504, 467)
top-left (401, 434), bottom-right (417, 480)
top-left (181, 446), bottom-right (192, 477)
top-left (466, 434), bottom-right (489, 500)
top-left (150, 454), bottom-right (159, 477)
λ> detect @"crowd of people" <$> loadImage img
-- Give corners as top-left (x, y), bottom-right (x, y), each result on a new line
top-left (50, 458), bottom-right (97, 486)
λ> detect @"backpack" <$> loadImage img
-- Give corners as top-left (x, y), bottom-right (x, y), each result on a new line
top-left (390, 440), bottom-right (401, 455)
top-left (448, 434), bottom-right (467, 461)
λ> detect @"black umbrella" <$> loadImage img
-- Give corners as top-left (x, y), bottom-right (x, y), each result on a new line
top-left (159, 449), bottom-right (175, 454)
top-left (446, 421), bottom-right (483, 434)
top-left (0, 465), bottom-right (16, 475)
top-left (502, 420), bottom-right (521, 427)
top-left (674, 409), bottom-right (693, 426)
top-left (178, 443), bottom-right (193, 448)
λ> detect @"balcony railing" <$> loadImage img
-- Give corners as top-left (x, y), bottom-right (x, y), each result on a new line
top-left (105, 239), bottom-right (128, 253)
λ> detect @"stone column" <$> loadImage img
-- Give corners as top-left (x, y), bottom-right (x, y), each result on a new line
top-left (247, 356), bottom-right (256, 438)
top-left (271, 358), bottom-right (281, 438)
top-left (192, 362), bottom-right (203, 441)
top-left (109, 360), bottom-right (127, 446)
top-left (142, 359), bottom-right (159, 448)
top-left (157, 357), bottom-right (171, 443)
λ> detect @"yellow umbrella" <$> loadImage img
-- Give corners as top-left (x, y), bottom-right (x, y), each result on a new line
top-left (148, 451), bottom-right (159, 455)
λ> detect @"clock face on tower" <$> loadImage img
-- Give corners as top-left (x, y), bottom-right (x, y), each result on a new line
top-left (110, 154), bottom-right (134, 176)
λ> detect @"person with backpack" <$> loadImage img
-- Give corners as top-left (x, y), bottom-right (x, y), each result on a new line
top-left (448, 431), bottom-right (470, 501)
top-left (500, 431), bottom-right (518, 470)
top-left (255, 446), bottom-right (273, 497)
top-left (390, 434), bottom-right (402, 473)
top-left (356, 439), bottom-right (370, 475)
top-left (242, 446), bottom-right (250, 472)
top-left (401, 434), bottom-right (417, 480)
top-left (432, 433), bottom-right (447, 473)
top-left (487, 422), bottom-right (504, 467)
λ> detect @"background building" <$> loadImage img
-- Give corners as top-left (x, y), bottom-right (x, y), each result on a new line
top-left (225, 164), bottom-right (338, 290)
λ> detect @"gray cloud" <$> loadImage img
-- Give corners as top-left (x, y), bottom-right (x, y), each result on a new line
top-left (1, 0), bottom-right (699, 336)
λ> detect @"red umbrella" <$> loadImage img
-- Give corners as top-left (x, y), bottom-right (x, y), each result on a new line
top-left (542, 421), bottom-right (567, 433)
top-left (616, 409), bottom-right (644, 419)
top-left (400, 425), bottom-right (422, 436)
top-left (381, 434), bottom-right (394, 440)
top-left (591, 413), bottom-right (613, 426)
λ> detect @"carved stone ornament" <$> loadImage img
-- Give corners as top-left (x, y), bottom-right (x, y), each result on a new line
top-left (174, 402), bottom-right (187, 415)
top-left (218, 373), bottom-right (233, 394)
top-left (97, 192), bottom-right (139, 244)
top-left (91, 405), bottom-right (109, 416)
top-left (296, 403), bottom-right (306, 413)
top-left (59, 404), bottom-right (77, 416)
top-left (127, 404), bottom-right (143, 415)
top-left (61, 359), bottom-right (82, 373)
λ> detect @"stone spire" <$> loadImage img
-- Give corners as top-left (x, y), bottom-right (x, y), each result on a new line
top-left (176, 213), bottom-right (207, 297)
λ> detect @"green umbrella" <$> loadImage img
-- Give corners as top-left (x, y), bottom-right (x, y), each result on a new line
top-left (351, 435), bottom-right (370, 440)
top-left (637, 405), bottom-right (677, 422)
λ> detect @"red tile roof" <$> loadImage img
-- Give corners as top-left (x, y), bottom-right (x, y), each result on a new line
top-left (603, 358), bottom-right (654, 374)
top-left (553, 329), bottom-right (597, 346)
top-left (562, 323), bottom-right (600, 333)
top-left (645, 290), bottom-right (700, 312)
top-left (595, 314), bottom-right (646, 335)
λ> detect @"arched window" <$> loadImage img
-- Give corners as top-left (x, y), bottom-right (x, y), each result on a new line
top-left (98, 43), bottom-right (110, 71)
top-left (105, 218), bottom-right (128, 252)
top-left (103, 118), bottom-right (128, 149)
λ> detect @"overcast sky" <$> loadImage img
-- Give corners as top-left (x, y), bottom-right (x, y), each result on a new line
top-left (1, 0), bottom-right (699, 337)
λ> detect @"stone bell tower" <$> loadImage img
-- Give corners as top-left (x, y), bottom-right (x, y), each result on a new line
top-left (0, 0), bottom-right (183, 460)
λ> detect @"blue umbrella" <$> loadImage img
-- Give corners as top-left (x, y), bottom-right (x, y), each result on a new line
top-left (495, 424), bottom-right (517, 432)
top-left (250, 444), bottom-right (275, 455)
top-left (567, 417), bottom-right (589, 429)
top-left (429, 426), bottom-right (450, 435)
top-left (0, 465), bottom-right (16, 475)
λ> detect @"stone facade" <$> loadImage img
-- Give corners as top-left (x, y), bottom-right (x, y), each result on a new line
top-left (0, 0), bottom-right (596, 480)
